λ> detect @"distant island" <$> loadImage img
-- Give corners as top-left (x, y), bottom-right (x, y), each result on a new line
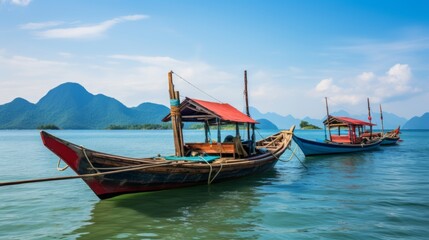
top-left (300, 120), bottom-right (321, 130)
top-left (106, 124), bottom-right (172, 130)
top-left (37, 124), bottom-right (60, 130)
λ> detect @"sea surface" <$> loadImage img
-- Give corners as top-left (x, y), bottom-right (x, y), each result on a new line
top-left (0, 129), bottom-right (428, 240)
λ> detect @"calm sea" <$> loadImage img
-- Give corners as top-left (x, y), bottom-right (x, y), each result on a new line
top-left (0, 129), bottom-right (428, 240)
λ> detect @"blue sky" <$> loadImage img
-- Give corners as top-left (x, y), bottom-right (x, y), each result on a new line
top-left (1, 0), bottom-right (428, 119)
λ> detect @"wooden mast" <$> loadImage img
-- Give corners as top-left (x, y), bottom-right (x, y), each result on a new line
top-left (168, 71), bottom-right (184, 156)
top-left (380, 104), bottom-right (384, 135)
top-left (325, 97), bottom-right (332, 141)
top-left (244, 70), bottom-right (255, 154)
top-left (367, 98), bottom-right (373, 140)
top-left (244, 70), bottom-right (250, 141)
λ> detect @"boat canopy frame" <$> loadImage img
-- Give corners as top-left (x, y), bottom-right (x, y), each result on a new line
top-left (162, 97), bottom-right (258, 153)
top-left (322, 116), bottom-right (376, 144)
top-left (162, 97), bottom-right (258, 125)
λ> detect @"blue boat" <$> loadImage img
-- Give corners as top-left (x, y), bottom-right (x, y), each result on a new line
top-left (292, 134), bottom-right (382, 156)
top-left (293, 115), bottom-right (382, 156)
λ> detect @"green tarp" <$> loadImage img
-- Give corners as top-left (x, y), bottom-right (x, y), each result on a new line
top-left (164, 155), bottom-right (220, 163)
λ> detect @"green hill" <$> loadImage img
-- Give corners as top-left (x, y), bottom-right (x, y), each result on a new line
top-left (0, 82), bottom-right (170, 129)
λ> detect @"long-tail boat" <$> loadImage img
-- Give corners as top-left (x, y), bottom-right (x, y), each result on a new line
top-left (360, 102), bottom-right (401, 145)
top-left (292, 98), bottom-right (382, 156)
top-left (40, 71), bottom-right (294, 199)
top-left (378, 104), bottom-right (401, 145)
top-left (380, 126), bottom-right (401, 145)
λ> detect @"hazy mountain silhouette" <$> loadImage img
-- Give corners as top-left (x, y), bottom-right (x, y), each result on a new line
top-left (403, 112), bottom-right (429, 129)
top-left (249, 107), bottom-right (410, 130)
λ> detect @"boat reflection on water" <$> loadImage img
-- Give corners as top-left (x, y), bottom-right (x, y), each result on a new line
top-left (304, 152), bottom-right (371, 172)
top-left (69, 171), bottom-right (282, 240)
top-left (301, 152), bottom-right (374, 193)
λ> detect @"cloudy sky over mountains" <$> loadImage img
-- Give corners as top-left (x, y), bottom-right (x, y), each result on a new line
top-left (1, 0), bottom-right (428, 118)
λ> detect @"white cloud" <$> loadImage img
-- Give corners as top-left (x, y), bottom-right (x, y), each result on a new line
top-left (312, 63), bottom-right (418, 107)
top-left (357, 71), bottom-right (375, 82)
top-left (32, 15), bottom-right (148, 39)
top-left (377, 64), bottom-right (414, 98)
top-left (334, 37), bottom-right (429, 56)
top-left (315, 78), bottom-right (341, 93)
top-left (316, 78), bottom-right (332, 92)
top-left (2, 0), bottom-right (31, 6)
top-left (20, 21), bottom-right (64, 30)
top-left (58, 52), bottom-right (73, 58)
top-left (0, 54), bottom-right (70, 77)
top-left (0, 51), bottom-right (243, 109)
top-left (110, 55), bottom-right (183, 66)
top-left (106, 54), bottom-right (237, 105)
top-left (385, 63), bottom-right (411, 84)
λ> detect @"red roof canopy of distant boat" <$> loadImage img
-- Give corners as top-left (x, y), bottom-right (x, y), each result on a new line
top-left (326, 116), bottom-right (375, 126)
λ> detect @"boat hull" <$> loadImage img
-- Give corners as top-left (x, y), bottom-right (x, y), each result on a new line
top-left (41, 130), bottom-right (293, 199)
top-left (292, 134), bottom-right (382, 156)
top-left (381, 137), bottom-right (400, 146)
top-left (85, 159), bottom-right (278, 199)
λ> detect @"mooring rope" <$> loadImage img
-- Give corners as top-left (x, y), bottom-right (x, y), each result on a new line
top-left (81, 146), bottom-right (100, 173)
top-left (56, 158), bottom-right (69, 171)
top-left (172, 72), bottom-right (223, 103)
top-left (261, 131), bottom-right (308, 170)
top-left (209, 163), bottom-right (223, 184)
top-left (198, 156), bottom-right (223, 184)
top-left (286, 145), bottom-right (308, 170)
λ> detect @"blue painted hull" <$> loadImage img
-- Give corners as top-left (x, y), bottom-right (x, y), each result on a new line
top-left (292, 135), bottom-right (382, 156)
top-left (381, 137), bottom-right (400, 146)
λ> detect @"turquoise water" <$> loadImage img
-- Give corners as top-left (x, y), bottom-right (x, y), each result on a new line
top-left (0, 129), bottom-right (428, 239)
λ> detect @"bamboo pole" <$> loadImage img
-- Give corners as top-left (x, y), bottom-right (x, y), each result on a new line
top-left (0, 162), bottom-right (176, 187)
top-left (244, 70), bottom-right (250, 141)
top-left (175, 90), bottom-right (185, 156)
top-left (325, 97), bottom-right (332, 141)
top-left (380, 104), bottom-right (384, 135)
top-left (367, 98), bottom-right (373, 140)
top-left (168, 71), bottom-right (184, 156)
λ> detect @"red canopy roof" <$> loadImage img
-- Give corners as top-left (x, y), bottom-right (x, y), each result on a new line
top-left (330, 116), bottom-right (375, 126)
top-left (191, 99), bottom-right (257, 124)
top-left (162, 98), bottom-right (257, 124)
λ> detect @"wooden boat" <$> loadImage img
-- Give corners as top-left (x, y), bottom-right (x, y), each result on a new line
top-left (292, 98), bottom-right (382, 156)
top-left (378, 104), bottom-right (401, 145)
top-left (292, 134), bottom-right (382, 156)
top-left (361, 127), bottom-right (400, 146)
top-left (360, 103), bottom-right (401, 146)
top-left (381, 126), bottom-right (400, 145)
top-left (40, 71), bottom-right (294, 199)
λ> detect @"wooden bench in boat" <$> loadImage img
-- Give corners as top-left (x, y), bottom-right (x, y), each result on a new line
top-left (185, 142), bottom-right (236, 158)
top-left (361, 132), bottom-right (382, 138)
top-left (330, 135), bottom-right (352, 143)
top-left (331, 134), bottom-right (363, 144)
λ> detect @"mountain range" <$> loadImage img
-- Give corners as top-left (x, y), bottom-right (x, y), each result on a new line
top-left (0, 83), bottom-right (170, 129)
top-left (0, 82), bottom-right (427, 129)
top-left (250, 108), bottom-right (411, 130)
top-left (403, 113), bottom-right (429, 129)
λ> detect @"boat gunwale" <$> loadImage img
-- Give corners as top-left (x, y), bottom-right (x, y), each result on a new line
top-left (41, 129), bottom-right (292, 171)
